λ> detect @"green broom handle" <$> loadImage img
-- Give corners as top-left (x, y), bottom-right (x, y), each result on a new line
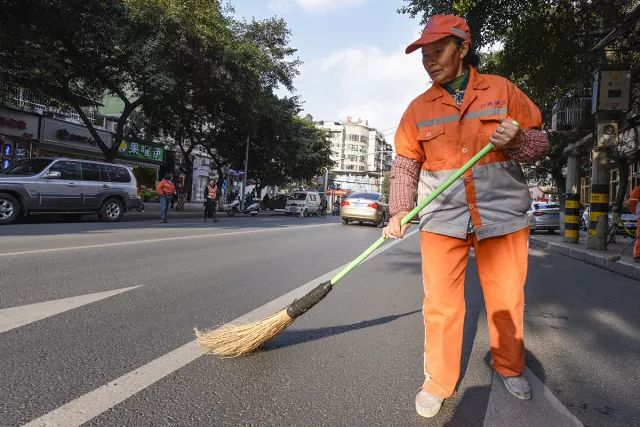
top-left (329, 142), bottom-right (495, 286)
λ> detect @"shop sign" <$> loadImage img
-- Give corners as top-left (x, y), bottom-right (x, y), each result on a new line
top-left (118, 140), bottom-right (164, 162)
top-left (42, 118), bottom-right (112, 151)
top-left (0, 108), bottom-right (38, 139)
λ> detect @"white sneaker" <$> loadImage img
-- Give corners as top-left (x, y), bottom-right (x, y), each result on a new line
top-left (501, 374), bottom-right (532, 400)
top-left (415, 390), bottom-right (444, 418)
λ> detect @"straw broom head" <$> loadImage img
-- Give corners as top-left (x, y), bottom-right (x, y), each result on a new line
top-left (195, 309), bottom-right (295, 357)
top-left (195, 281), bottom-right (333, 358)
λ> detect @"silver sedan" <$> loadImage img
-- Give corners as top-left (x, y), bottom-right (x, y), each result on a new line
top-left (529, 201), bottom-right (560, 233)
top-left (340, 192), bottom-right (388, 227)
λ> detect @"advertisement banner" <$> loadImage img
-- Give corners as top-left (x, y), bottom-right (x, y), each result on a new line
top-left (118, 140), bottom-right (164, 163)
top-left (0, 108), bottom-right (39, 140)
top-left (42, 118), bottom-right (112, 152)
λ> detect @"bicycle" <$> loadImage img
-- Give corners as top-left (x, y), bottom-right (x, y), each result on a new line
top-left (607, 214), bottom-right (636, 244)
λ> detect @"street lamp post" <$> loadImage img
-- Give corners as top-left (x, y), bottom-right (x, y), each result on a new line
top-left (240, 134), bottom-right (249, 211)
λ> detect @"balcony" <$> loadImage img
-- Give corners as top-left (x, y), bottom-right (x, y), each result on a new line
top-left (0, 85), bottom-right (100, 126)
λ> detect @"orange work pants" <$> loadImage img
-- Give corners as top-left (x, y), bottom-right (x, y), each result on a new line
top-left (420, 227), bottom-right (530, 399)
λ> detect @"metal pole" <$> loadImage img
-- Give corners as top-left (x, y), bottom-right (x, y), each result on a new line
top-left (323, 168), bottom-right (329, 193)
top-left (240, 134), bottom-right (249, 211)
top-left (563, 149), bottom-right (581, 243)
top-left (586, 128), bottom-right (610, 250)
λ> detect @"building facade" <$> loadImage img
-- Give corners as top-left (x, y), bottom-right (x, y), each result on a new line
top-left (316, 118), bottom-right (393, 193)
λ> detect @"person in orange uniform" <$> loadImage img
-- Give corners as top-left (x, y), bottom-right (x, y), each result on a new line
top-left (383, 15), bottom-right (549, 418)
top-left (156, 174), bottom-right (176, 223)
top-left (624, 185), bottom-right (640, 262)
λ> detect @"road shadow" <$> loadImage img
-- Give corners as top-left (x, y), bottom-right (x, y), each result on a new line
top-left (447, 311), bottom-right (545, 426)
top-left (262, 309), bottom-right (421, 351)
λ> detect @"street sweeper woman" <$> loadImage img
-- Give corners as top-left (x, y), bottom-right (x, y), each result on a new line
top-left (382, 14), bottom-right (549, 418)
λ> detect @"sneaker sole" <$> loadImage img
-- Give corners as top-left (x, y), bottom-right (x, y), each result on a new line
top-left (415, 401), bottom-right (443, 418)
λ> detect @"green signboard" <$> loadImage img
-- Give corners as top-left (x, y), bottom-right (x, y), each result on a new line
top-left (118, 140), bottom-right (164, 163)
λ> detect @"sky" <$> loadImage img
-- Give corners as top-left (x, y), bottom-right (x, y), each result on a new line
top-left (231, 0), bottom-right (429, 142)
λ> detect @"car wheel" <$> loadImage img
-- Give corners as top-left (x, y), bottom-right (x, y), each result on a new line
top-left (376, 213), bottom-right (386, 228)
top-left (98, 198), bottom-right (123, 222)
top-left (299, 209), bottom-right (307, 218)
top-left (0, 193), bottom-right (20, 225)
top-left (342, 218), bottom-right (349, 225)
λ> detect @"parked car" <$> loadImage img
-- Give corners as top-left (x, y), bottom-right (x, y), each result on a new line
top-left (0, 157), bottom-right (142, 225)
top-left (581, 205), bottom-right (637, 232)
top-left (528, 201), bottom-right (560, 233)
top-left (284, 191), bottom-right (321, 217)
top-left (340, 192), bottom-right (388, 227)
top-left (260, 194), bottom-right (288, 210)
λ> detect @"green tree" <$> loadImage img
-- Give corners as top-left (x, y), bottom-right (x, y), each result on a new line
top-left (0, 0), bottom-right (164, 161)
top-left (399, 0), bottom-right (637, 199)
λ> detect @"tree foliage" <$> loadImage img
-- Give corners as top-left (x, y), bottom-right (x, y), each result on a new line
top-left (0, 0), bottom-right (331, 192)
top-left (399, 0), bottom-right (640, 198)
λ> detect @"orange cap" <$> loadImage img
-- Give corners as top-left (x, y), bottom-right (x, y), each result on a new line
top-left (405, 14), bottom-right (471, 54)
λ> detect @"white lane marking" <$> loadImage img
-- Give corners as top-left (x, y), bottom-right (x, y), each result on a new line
top-left (0, 223), bottom-right (336, 257)
top-left (484, 369), bottom-right (583, 426)
top-left (22, 229), bottom-right (419, 427)
top-left (0, 286), bottom-right (141, 334)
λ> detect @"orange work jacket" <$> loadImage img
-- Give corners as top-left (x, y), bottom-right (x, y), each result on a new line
top-left (156, 179), bottom-right (176, 197)
top-left (395, 66), bottom-right (543, 240)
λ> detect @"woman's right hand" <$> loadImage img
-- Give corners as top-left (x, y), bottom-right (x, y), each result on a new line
top-left (382, 211), bottom-right (412, 239)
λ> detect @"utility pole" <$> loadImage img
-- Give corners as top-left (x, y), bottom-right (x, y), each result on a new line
top-left (563, 148), bottom-right (581, 243)
top-left (586, 129), bottom-right (611, 250)
top-left (240, 134), bottom-right (249, 211)
top-left (323, 167), bottom-right (329, 193)
top-left (587, 8), bottom-right (630, 249)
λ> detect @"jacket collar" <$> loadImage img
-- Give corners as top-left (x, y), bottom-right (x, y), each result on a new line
top-left (423, 66), bottom-right (489, 103)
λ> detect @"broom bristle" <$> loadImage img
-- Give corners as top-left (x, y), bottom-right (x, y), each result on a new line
top-left (195, 309), bottom-right (295, 357)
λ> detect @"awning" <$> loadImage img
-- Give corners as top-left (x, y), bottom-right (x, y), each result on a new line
top-left (114, 158), bottom-right (159, 169)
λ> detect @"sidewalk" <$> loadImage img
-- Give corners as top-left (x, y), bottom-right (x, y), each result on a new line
top-left (529, 230), bottom-right (640, 280)
top-left (126, 202), bottom-right (285, 220)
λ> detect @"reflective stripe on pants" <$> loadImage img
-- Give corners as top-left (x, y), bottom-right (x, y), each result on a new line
top-left (419, 227), bottom-right (529, 398)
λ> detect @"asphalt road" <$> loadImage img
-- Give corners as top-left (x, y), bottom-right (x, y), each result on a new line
top-left (0, 215), bottom-right (638, 426)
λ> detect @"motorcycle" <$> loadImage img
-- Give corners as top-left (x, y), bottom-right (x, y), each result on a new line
top-left (226, 198), bottom-right (260, 216)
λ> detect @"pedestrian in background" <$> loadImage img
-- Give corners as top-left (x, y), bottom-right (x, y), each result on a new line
top-left (156, 174), bottom-right (176, 223)
top-left (624, 185), bottom-right (640, 262)
top-left (383, 14), bottom-right (548, 418)
top-left (204, 179), bottom-right (218, 223)
top-left (171, 179), bottom-right (183, 209)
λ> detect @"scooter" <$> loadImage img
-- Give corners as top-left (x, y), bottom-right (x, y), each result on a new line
top-left (227, 198), bottom-right (260, 216)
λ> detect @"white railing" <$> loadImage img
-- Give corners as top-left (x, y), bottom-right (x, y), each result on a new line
top-left (0, 86), bottom-right (97, 125)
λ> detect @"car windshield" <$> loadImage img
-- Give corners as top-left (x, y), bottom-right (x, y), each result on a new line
top-left (348, 192), bottom-right (380, 201)
top-left (0, 159), bottom-right (53, 176)
top-left (288, 193), bottom-right (307, 200)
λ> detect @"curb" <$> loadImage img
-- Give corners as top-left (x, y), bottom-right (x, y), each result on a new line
top-left (529, 237), bottom-right (640, 281)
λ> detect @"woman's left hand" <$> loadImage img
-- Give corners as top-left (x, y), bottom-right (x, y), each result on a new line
top-left (489, 120), bottom-right (523, 150)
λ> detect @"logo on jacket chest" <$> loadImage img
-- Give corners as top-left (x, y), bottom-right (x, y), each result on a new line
top-left (479, 99), bottom-right (507, 109)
